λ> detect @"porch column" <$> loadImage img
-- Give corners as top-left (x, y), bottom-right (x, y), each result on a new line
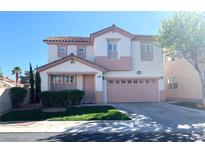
top-left (158, 78), bottom-right (165, 102)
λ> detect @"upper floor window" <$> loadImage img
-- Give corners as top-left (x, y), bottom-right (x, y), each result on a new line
top-left (77, 47), bottom-right (86, 58)
top-left (107, 40), bottom-right (118, 59)
top-left (140, 42), bottom-right (153, 61)
top-left (58, 46), bottom-right (67, 58)
top-left (168, 76), bottom-right (178, 89)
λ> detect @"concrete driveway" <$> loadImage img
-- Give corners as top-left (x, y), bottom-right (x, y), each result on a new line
top-left (112, 102), bottom-right (205, 133)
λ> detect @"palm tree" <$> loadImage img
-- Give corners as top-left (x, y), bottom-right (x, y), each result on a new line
top-left (11, 66), bottom-right (22, 87)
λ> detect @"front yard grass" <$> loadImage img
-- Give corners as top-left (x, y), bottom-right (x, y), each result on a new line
top-left (0, 106), bottom-right (130, 121)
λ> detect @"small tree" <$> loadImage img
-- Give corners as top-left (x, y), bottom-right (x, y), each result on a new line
top-left (29, 63), bottom-right (35, 103)
top-left (35, 71), bottom-right (41, 103)
top-left (156, 12), bottom-right (205, 105)
top-left (11, 66), bottom-right (22, 87)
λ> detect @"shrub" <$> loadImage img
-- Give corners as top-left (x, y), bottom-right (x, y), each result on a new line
top-left (9, 87), bottom-right (27, 108)
top-left (70, 90), bottom-right (85, 105)
top-left (39, 91), bottom-right (54, 107)
top-left (40, 90), bottom-right (85, 107)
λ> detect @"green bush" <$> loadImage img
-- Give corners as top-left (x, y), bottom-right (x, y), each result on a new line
top-left (9, 87), bottom-right (27, 108)
top-left (40, 90), bottom-right (85, 107)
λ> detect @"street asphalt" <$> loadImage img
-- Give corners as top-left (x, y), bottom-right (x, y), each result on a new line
top-left (0, 131), bottom-right (205, 142)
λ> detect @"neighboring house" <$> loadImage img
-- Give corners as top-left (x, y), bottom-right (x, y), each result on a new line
top-left (0, 77), bottom-right (17, 88)
top-left (36, 25), bottom-right (164, 104)
top-left (0, 77), bottom-right (16, 114)
top-left (164, 56), bottom-right (204, 102)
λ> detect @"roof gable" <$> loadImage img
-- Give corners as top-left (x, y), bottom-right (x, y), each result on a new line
top-left (90, 24), bottom-right (135, 39)
top-left (36, 54), bottom-right (106, 72)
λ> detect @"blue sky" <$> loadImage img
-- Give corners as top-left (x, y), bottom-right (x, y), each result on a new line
top-left (0, 11), bottom-right (173, 78)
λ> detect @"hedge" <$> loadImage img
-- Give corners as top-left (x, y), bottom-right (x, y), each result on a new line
top-left (40, 90), bottom-right (85, 107)
top-left (9, 87), bottom-right (27, 108)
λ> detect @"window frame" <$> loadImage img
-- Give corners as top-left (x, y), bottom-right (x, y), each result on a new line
top-left (64, 75), bottom-right (76, 84)
top-left (77, 46), bottom-right (86, 58)
top-left (168, 76), bottom-right (178, 89)
top-left (57, 46), bottom-right (67, 58)
top-left (140, 42), bottom-right (153, 61)
top-left (107, 39), bottom-right (119, 59)
top-left (51, 75), bottom-right (76, 84)
top-left (51, 75), bottom-right (64, 84)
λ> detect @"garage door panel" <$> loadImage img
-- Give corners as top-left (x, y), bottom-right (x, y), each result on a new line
top-left (107, 79), bottom-right (158, 102)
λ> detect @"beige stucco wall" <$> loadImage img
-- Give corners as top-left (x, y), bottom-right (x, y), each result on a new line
top-left (103, 41), bottom-right (163, 78)
top-left (93, 31), bottom-right (131, 57)
top-left (0, 88), bottom-right (12, 115)
top-left (48, 45), bottom-right (94, 63)
top-left (164, 57), bottom-right (202, 101)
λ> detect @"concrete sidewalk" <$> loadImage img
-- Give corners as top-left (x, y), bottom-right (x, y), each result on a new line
top-left (0, 120), bottom-right (136, 133)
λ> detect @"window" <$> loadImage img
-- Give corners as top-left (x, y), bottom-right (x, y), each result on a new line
top-left (134, 80), bottom-right (138, 84)
top-left (107, 40), bottom-right (118, 59)
top-left (121, 80), bottom-right (126, 84)
top-left (145, 80), bottom-right (149, 84)
top-left (58, 46), bottom-right (67, 58)
top-left (140, 42), bottom-right (153, 61)
top-left (109, 80), bottom-right (114, 84)
top-left (168, 77), bottom-right (178, 89)
top-left (52, 76), bottom-right (63, 84)
top-left (128, 80), bottom-right (132, 84)
top-left (115, 80), bottom-right (120, 84)
top-left (51, 75), bottom-right (75, 84)
top-left (77, 47), bottom-right (86, 58)
top-left (64, 75), bottom-right (75, 84)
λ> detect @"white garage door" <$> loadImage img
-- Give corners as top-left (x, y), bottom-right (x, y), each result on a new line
top-left (107, 79), bottom-right (159, 102)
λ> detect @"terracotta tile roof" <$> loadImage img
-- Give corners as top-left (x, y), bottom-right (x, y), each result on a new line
top-left (43, 25), bottom-right (155, 44)
top-left (43, 36), bottom-right (91, 43)
top-left (0, 77), bottom-right (18, 88)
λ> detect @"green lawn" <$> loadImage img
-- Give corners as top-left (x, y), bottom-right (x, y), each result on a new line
top-left (0, 106), bottom-right (130, 121)
top-left (172, 102), bottom-right (204, 110)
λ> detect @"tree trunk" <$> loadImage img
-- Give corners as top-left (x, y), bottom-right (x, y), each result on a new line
top-left (199, 74), bottom-right (205, 105)
top-left (16, 72), bottom-right (18, 87)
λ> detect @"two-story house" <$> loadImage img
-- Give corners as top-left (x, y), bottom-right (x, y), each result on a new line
top-left (36, 25), bottom-right (164, 104)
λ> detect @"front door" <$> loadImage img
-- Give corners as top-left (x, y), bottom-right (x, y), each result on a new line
top-left (83, 75), bottom-right (95, 103)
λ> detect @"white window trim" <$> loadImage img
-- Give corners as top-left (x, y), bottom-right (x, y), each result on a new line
top-left (58, 46), bottom-right (67, 58)
top-left (51, 75), bottom-right (76, 84)
top-left (168, 76), bottom-right (178, 89)
top-left (77, 46), bottom-right (86, 58)
top-left (140, 42), bottom-right (153, 61)
top-left (64, 75), bottom-right (76, 84)
top-left (107, 39), bottom-right (119, 59)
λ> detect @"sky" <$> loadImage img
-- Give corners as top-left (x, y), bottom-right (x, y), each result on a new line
top-left (0, 11), bottom-right (174, 79)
